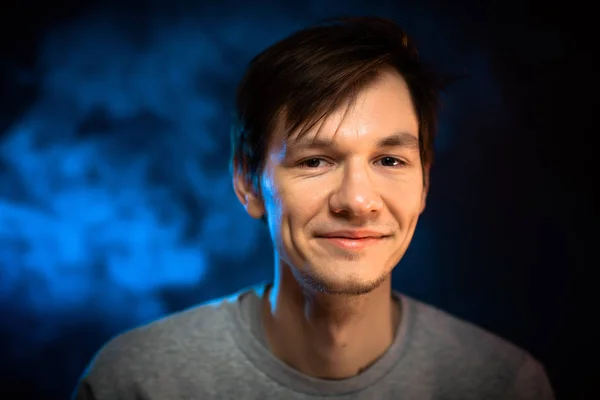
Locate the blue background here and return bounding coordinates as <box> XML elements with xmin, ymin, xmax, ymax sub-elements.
<box><xmin>0</xmin><ymin>0</ymin><xmax>594</xmax><ymax>399</ymax></box>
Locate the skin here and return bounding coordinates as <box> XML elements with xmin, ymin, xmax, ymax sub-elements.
<box><xmin>234</xmin><ymin>68</ymin><xmax>429</xmax><ymax>379</ymax></box>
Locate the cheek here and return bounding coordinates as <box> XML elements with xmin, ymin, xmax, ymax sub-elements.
<box><xmin>262</xmin><ymin>184</ymin><xmax>313</xmax><ymax>238</ymax></box>
<box><xmin>274</xmin><ymin>178</ymin><xmax>326</xmax><ymax>218</ymax></box>
<box><xmin>386</xmin><ymin>181</ymin><xmax>425</xmax><ymax>215</ymax></box>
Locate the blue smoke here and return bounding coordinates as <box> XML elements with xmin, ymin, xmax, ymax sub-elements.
<box><xmin>2</xmin><ymin>20</ymin><xmax>252</xmax><ymax>313</ymax></box>
<box><xmin>0</xmin><ymin>3</ymin><xmax>505</xmax><ymax>397</ymax></box>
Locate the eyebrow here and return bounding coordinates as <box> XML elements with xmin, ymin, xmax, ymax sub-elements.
<box><xmin>286</xmin><ymin>131</ymin><xmax>420</xmax><ymax>152</ymax></box>
<box><xmin>375</xmin><ymin>132</ymin><xmax>420</xmax><ymax>149</ymax></box>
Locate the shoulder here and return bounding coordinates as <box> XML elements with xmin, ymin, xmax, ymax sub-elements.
<box><xmin>402</xmin><ymin>294</ymin><xmax>538</xmax><ymax>375</ymax></box>
<box><xmin>104</xmin><ymin>295</ymin><xmax>234</xmax><ymax>357</ymax></box>
<box><xmin>398</xmin><ymin>294</ymin><xmax>554</xmax><ymax>398</ymax></box>
<box><xmin>77</xmin><ymin>294</ymin><xmax>241</xmax><ymax>397</ymax></box>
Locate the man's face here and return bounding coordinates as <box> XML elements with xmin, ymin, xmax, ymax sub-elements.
<box><xmin>238</xmin><ymin>70</ymin><xmax>427</xmax><ymax>295</ymax></box>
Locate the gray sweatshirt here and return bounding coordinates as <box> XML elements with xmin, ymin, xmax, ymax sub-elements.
<box><xmin>73</xmin><ymin>286</ymin><xmax>554</xmax><ymax>399</ymax></box>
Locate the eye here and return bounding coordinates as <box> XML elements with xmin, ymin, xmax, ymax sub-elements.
<box><xmin>298</xmin><ymin>158</ymin><xmax>329</xmax><ymax>168</ymax></box>
<box><xmin>376</xmin><ymin>156</ymin><xmax>406</xmax><ymax>167</ymax></box>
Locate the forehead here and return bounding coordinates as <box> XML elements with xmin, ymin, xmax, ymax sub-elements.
<box><xmin>271</xmin><ymin>69</ymin><xmax>419</xmax><ymax>151</ymax></box>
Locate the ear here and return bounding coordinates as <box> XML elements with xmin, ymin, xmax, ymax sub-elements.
<box><xmin>232</xmin><ymin>162</ymin><xmax>266</xmax><ymax>220</ymax></box>
<box><xmin>420</xmin><ymin>163</ymin><xmax>431</xmax><ymax>214</ymax></box>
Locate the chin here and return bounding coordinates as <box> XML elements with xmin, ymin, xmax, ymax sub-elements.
<box><xmin>295</xmin><ymin>267</ymin><xmax>389</xmax><ymax>296</ymax></box>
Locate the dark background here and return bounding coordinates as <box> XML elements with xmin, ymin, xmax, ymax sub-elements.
<box><xmin>0</xmin><ymin>0</ymin><xmax>595</xmax><ymax>399</ymax></box>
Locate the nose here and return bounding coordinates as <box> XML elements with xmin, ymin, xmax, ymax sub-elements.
<box><xmin>328</xmin><ymin>162</ymin><xmax>383</xmax><ymax>218</ymax></box>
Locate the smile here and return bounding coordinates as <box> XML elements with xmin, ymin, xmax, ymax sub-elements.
<box><xmin>319</xmin><ymin>236</ymin><xmax>385</xmax><ymax>251</ymax></box>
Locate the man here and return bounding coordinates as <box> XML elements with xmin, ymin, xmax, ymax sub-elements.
<box><xmin>74</xmin><ymin>17</ymin><xmax>555</xmax><ymax>399</ymax></box>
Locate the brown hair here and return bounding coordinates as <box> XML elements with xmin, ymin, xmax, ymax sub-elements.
<box><xmin>231</xmin><ymin>16</ymin><xmax>450</xmax><ymax>201</ymax></box>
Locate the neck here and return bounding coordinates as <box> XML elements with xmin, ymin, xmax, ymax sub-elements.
<box><xmin>262</xmin><ymin>266</ymin><xmax>400</xmax><ymax>380</ymax></box>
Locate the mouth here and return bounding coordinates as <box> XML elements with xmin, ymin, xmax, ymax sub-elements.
<box><xmin>317</xmin><ymin>236</ymin><xmax>387</xmax><ymax>251</ymax></box>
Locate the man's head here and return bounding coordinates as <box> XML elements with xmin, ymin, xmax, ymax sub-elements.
<box><xmin>231</xmin><ymin>17</ymin><xmax>447</xmax><ymax>295</ymax></box>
